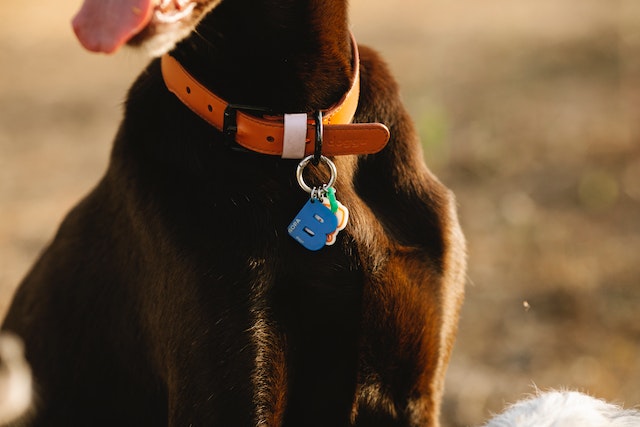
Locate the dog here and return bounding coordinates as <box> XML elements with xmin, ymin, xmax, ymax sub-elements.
<box><xmin>482</xmin><ymin>391</ymin><xmax>640</xmax><ymax>427</ymax></box>
<box><xmin>2</xmin><ymin>0</ymin><xmax>466</xmax><ymax>425</ymax></box>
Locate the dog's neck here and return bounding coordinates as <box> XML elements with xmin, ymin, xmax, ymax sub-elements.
<box><xmin>171</xmin><ymin>0</ymin><xmax>352</xmax><ymax>114</ymax></box>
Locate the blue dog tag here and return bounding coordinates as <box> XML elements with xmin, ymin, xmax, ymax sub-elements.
<box><xmin>288</xmin><ymin>198</ymin><xmax>338</xmax><ymax>251</ymax></box>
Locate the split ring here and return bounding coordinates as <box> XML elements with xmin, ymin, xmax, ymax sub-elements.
<box><xmin>295</xmin><ymin>155</ymin><xmax>337</xmax><ymax>194</ymax></box>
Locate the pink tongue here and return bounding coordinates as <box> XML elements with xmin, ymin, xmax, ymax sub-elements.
<box><xmin>72</xmin><ymin>0</ymin><xmax>154</xmax><ymax>54</ymax></box>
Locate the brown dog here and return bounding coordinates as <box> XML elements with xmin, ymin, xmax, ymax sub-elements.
<box><xmin>2</xmin><ymin>0</ymin><xmax>466</xmax><ymax>425</ymax></box>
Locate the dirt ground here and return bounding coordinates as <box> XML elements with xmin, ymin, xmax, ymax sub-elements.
<box><xmin>1</xmin><ymin>0</ymin><xmax>639</xmax><ymax>425</ymax></box>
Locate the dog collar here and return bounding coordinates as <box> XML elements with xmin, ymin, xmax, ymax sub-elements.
<box><xmin>160</xmin><ymin>35</ymin><xmax>390</xmax><ymax>158</ymax></box>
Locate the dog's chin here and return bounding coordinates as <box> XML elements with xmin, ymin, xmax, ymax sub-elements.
<box><xmin>129</xmin><ymin>0</ymin><xmax>222</xmax><ymax>57</ymax></box>
<box><xmin>129</xmin><ymin>22</ymin><xmax>195</xmax><ymax>57</ymax></box>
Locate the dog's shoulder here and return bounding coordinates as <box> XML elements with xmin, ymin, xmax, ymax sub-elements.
<box><xmin>356</xmin><ymin>44</ymin><xmax>404</xmax><ymax>121</ymax></box>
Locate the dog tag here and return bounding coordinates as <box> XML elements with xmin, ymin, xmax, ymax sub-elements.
<box><xmin>322</xmin><ymin>188</ymin><xmax>349</xmax><ymax>246</ymax></box>
<box><xmin>288</xmin><ymin>198</ymin><xmax>338</xmax><ymax>251</ymax></box>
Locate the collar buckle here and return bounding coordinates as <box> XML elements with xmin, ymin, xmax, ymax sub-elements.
<box><xmin>223</xmin><ymin>104</ymin><xmax>273</xmax><ymax>153</ymax></box>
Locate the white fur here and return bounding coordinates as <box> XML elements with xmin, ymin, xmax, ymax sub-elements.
<box><xmin>139</xmin><ymin>0</ymin><xmax>223</xmax><ymax>57</ymax></box>
<box><xmin>483</xmin><ymin>391</ymin><xmax>640</xmax><ymax>427</ymax></box>
<box><xmin>0</xmin><ymin>333</ymin><xmax>32</xmax><ymax>424</ymax></box>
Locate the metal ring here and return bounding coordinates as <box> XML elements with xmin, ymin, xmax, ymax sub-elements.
<box><xmin>296</xmin><ymin>155</ymin><xmax>337</xmax><ymax>194</ymax></box>
<box><xmin>312</xmin><ymin>110</ymin><xmax>323</xmax><ymax>166</ymax></box>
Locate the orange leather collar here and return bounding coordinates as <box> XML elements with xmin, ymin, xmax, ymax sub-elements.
<box><xmin>160</xmin><ymin>35</ymin><xmax>390</xmax><ymax>157</ymax></box>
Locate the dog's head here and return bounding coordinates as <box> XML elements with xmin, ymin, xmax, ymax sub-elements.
<box><xmin>72</xmin><ymin>0</ymin><xmax>221</xmax><ymax>56</ymax></box>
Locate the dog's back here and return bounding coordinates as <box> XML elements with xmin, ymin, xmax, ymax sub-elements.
<box><xmin>3</xmin><ymin>1</ymin><xmax>466</xmax><ymax>426</ymax></box>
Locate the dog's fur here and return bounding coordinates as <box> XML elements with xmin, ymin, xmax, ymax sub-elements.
<box><xmin>483</xmin><ymin>391</ymin><xmax>640</xmax><ymax>427</ymax></box>
<box><xmin>2</xmin><ymin>0</ymin><xmax>466</xmax><ymax>425</ymax></box>
<box><xmin>0</xmin><ymin>333</ymin><xmax>31</xmax><ymax>425</ymax></box>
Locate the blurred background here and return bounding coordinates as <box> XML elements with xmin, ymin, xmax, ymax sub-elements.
<box><xmin>1</xmin><ymin>0</ymin><xmax>639</xmax><ymax>425</ymax></box>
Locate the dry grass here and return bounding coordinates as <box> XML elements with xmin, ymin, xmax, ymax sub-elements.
<box><xmin>1</xmin><ymin>1</ymin><xmax>639</xmax><ymax>426</ymax></box>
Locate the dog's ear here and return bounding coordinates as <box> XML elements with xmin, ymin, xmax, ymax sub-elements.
<box><xmin>72</xmin><ymin>0</ymin><xmax>222</xmax><ymax>56</ymax></box>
